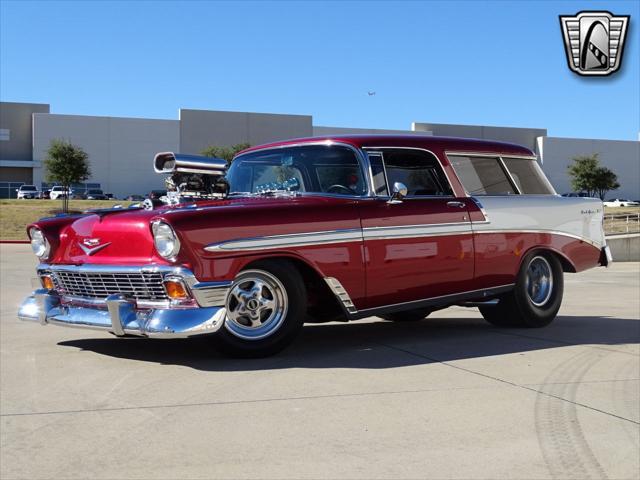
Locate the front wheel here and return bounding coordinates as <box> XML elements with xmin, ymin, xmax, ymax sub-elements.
<box><xmin>213</xmin><ymin>261</ymin><xmax>307</xmax><ymax>357</ymax></box>
<box><xmin>480</xmin><ymin>252</ymin><xmax>563</xmax><ymax>328</ymax></box>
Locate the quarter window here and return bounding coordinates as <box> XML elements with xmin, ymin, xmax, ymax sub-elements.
<box><xmin>380</xmin><ymin>149</ymin><xmax>453</xmax><ymax>197</ymax></box>
<box><xmin>502</xmin><ymin>157</ymin><xmax>555</xmax><ymax>194</ymax></box>
<box><xmin>449</xmin><ymin>155</ymin><xmax>516</xmax><ymax>195</ymax></box>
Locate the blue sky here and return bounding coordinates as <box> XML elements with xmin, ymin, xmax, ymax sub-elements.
<box><xmin>1</xmin><ymin>0</ymin><xmax>638</xmax><ymax>140</ymax></box>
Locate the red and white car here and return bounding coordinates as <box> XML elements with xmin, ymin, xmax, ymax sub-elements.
<box><xmin>19</xmin><ymin>136</ymin><xmax>611</xmax><ymax>357</ymax></box>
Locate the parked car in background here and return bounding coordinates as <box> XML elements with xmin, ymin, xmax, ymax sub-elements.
<box><xmin>125</xmin><ymin>194</ymin><xmax>145</xmax><ymax>201</ymax></box>
<box><xmin>19</xmin><ymin>135</ymin><xmax>610</xmax><ymax>357</ymax></box>
<box><xmin>37</xmin><ymin>189</ymin><xmax>51</xmax><ymax>200</ymax></box>
<box><xmin>49</xmin><ymin>186</ymin><xmax>73</xmax><ymax>200</ymax></box>
<box><xmin>603</xmin><ymin>198</ymin><xmax>640</xmax><ymax>207</ymax></box>
<box><xmin>85</xmin><ymin>189</ymin><xmax>108</xmax><ymax>200</ymax></box>
<box><xmin>15</xmin><ymin>185</ymin><xmax>39</xmax><ymax>199</ymax></box>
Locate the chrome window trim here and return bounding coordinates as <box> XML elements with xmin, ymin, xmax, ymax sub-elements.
<box><xmin>497</xmin><ymin>156</ymin><xmax>522</xmax><ymax>194</ymax></box>
<box><xmin>231</xmin><ymin>141</ymin><xmax>374</xmax><ymax>198</ymax></box>
<box><xmin>445</xmin><ymin>151</ymin><xmax>538</xmax><ymax>161</ymax></box>
<box><xmin>362</xmin><ymin>146</ymin><xmax>457</xmax><ymax>199</ymax></box>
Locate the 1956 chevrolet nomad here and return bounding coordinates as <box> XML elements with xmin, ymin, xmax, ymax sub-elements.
<box><xmin>19</xmin><ymin>135</ymin><xmax>611</xmax><ymax>357</ymax></box>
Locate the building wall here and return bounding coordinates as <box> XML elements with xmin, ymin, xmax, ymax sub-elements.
<box><xmin>180</xmin><ymin>109</ymin><xmax>313</xmax><ymax>154</ymax></box>
<box><xmin>540</xmin><ymin>137</ymin><xmax>640</xmax><ymax>199</ymax></box>
<box><xmin>32</xmin><ymin>114</ymin><xmax>179</xmax><ymax>198</ymax></box>
<box><xmin>0</xmin><ymin>167</ymin><xmax>33</xmax><ymax>183</ymax></box>
<box><xmin>412</xmin><ymin>122</ymin><xmax>547</xmax><ymax>153</ymax></box>
<box><xmin>0</xmin><ymin>102</ymin><xmax>50</xmax><ymax>161</ymax></box>
<box><xmin>313</xmin><ymin>126</ymin><xmax>431</xmax><ymax>136</ymax></box>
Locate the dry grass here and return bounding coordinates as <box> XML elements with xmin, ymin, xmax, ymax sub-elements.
<box><xmin>603</xmin><ymin>206</ymin><xmax>640</xmax><ymax>235</ymax></box>
<box><xmin>0</xmin><ymin>199</ymin><xmax>134</xmax><ymax>241</ymax></box>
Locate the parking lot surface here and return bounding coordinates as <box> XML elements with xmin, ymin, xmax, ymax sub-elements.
<box><xmin>1</xmin><ymin>244</ymin><xmax>639</xmax><ymax>479</ymax></box>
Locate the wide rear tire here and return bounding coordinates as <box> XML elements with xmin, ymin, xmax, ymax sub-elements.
<box><xmin>214</xmin><ymin>260</ymin><xmax>307</xmax><ymax>358</ymax></box>
<box><xmin>480</xmin><ymin>252</ymin><xmax>563</xmax><ymax>328</ymax></box>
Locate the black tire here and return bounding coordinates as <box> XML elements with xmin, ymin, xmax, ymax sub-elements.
<box><xmin>380</xmin><ymin>308</ymin><xmax>432</xmax><ymax>322</ymax></box>
<box><xmin>480</xmin><ymin>251</ymin><xmax>564</xmax><ymax>328</ymax></box>
<box><xmin>214</xmin><ymin>260</ymin><xmax>307</xmax><ymax>358</ymax></box>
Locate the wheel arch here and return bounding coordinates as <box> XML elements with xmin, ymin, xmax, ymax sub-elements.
<box><xmin>518</xmin><ymin>245</ymin><xmax>577</xmax><ymax>273</ymax></box>
<box><xmin>240</xmin><ymin>254</ymin><xmax>346</xmax><ymax>321</ymax></box>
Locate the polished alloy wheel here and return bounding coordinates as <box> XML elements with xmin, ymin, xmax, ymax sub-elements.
<box><xmin>525</xmin><ymin>256</ymin><xmax>553</xmax><ymax>307</ymax></box>
<box><xmin>224</xmin><ymin>270</ymin><xmax>288</xmax><ymax>340</ymax></box>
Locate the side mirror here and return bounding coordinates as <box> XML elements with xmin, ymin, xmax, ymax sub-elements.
<box><xmin>388</xmin><ymin>182</ymin><xmax>408</xmax><ymax>204</ymax></box>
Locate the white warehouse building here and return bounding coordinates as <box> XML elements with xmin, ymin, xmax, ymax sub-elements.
<box><xmin>0</xmin><ymin>101</ymin><xmax>638</xmax><ymax>200</ymax></box>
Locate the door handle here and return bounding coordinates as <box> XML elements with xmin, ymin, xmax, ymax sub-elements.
<box><xmin>447</xmin><ymin>201</ymin><xmax>466</xmax><ymax>209</ymax></box>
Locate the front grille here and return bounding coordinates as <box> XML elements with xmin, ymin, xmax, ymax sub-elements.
<box><xmin>50</xmin><ymin>270</ymin><xmax>168</xmax><ymax>302</ymax></box>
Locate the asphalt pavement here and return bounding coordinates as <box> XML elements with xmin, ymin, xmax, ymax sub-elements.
<box><xmin>1</xmin><ymin>244</ymin><xmax>638</xmax><ymax>479</ymax></box>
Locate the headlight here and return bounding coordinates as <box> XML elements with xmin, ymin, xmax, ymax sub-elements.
<box><xmin>152</xmin><ymin>221</ymin><xmax>180</xmax><ymax>260</ymax></box>
<box><xmin>29</xmin><ymin>227</ymin><xmax>50</xmax><ymax>259</ymax></box>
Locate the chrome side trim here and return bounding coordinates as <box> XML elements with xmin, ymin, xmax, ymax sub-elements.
<box><xmin>205</xmin><ymin>228</ymin><xmax>363</xmax><ymax>252</ymax></box>
<box><xmin>363</xmin><ymin>222</ymin><xmax>472</xmax><ymax>240</ymax></box>
<box><xmin>190</xmin><ymin>281</ymin><xmax>232</xmax><ymax>307</ymax></box>
<box><xmin>324</xmin><ymin>277</ymin><xmax>357</xmax><ymax>314</ymax></box>
<box><xmin>471</xmin><ymin>228</ymin><xmax>603</xmax><ymax>248</ymax></box>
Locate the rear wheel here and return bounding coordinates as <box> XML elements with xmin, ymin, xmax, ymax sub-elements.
<box><xmin>380</xmin><ymin>308</ymin><xmax>432</xmax><ymax>322</ymax></box>
<box><xmin>480</xmin><ymin>252</ymin><xmax>563</xmax><ymax>328</ymax></box>
<box><xmin>214</xmin><ymin>261</ymin><xmax>307</xmax><ymax>357</ymax></box>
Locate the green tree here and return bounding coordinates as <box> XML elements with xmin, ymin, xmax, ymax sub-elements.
<box><xmin>44</xmin><ymin>139</ymin><xmax>91</xmax><ymax>212</ymax></box>
<box><xmin>567</xmin><ymin>153</ymin><xmax>619</xmax><ymax>200</ymax></box>
<box><xmin>201</xmin><ymin>143</ymin><xmax>251</xmax><ymax>164</ymax></box>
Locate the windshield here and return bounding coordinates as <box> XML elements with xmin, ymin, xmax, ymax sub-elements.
<box><xmin>21</xmin><ymin>186</ymin><xmax>37</xmax><ymax>191</ymax></box>
<box><xmin>88</xmin><ymin>189</ymin><xmax>103</xmax><ymax>194</ymax></box>
<box><xmin>226</xmin><ymin>145</ymin><xmax>367</xmax><ymax>196</ymax></box>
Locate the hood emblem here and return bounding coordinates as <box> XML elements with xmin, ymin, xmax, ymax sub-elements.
<box><xmin>78</xmin><ymin>238</ymin><xmax>111</xmax><ymax>256</ymax></box>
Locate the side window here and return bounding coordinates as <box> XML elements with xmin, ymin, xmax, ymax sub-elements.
<box><xmin>448</xmin><ymin>155</ymin><xmax>516</xmax><ymax>195</ymax></box>
<box><xmin>502</xmin><ymin>157</ymin><xmax>555</xmax><ymax>194</ymax></box>
<box><xmin>381</xmin><ymin>149</ymin><xmax>453</xmax><ymax>197</ymax></box>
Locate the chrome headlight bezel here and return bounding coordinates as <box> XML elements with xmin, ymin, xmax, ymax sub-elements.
<box><xmin>29</xmin><ymin>227</ymin><xmax>51</xmax><ymax>259</ymax></box>
<box><xmin>152</xmin><ymin>221</ymin><xmax>181</xmax><ymax>261</ymax></box>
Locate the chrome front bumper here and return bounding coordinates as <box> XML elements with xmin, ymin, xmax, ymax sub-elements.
<box><xmin>18</xmin><ymin>290</ymin><xmax>227</xmax><ymax>338</ymax></box>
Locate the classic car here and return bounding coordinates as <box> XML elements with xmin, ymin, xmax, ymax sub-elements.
<box><xmin>603</xmin><ymin>198</ymin><xmax>640</xmax><ymax>207</ymax></box>
<box><xmin>18</xmin><ymin>135</ymin><xmax>611</xmax><ymax>357</ymax></box>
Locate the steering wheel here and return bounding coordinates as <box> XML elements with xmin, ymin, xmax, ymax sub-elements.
<box><xmin>326</xmin><ymin>184</ymin><xmax>354</xmax><ymax>195</ymax></box>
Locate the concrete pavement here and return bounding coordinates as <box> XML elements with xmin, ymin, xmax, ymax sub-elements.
<box><xmin>1</xmin><ymin>244</ymin><xmax>638</xmax><ymax>479</ymax></box>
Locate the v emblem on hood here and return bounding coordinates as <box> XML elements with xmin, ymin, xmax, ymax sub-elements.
<box><xmin>78</xmin><ymin>239</ymin><xmax>111</xmax><ymax>256</ymax></box>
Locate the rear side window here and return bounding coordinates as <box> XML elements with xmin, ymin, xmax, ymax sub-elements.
<box><xmin>448</xmin><ymin>155</ymin><xmax>516</xmax><ymax>196</ymax></box>
<box><xmin>381</xmin><ymin>149</ymin><xmax>453</xmax><ymax>197</ymax></box>
<box><xmin>502</xmin><ymin>158</ymin><xmax>555</xmax><ymax>194</ymax></box>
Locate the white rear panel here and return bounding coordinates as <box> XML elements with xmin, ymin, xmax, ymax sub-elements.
<box><xmin>472</xmin><ymin>196</ymin><xmax>605</xmax><ymax>247</ymax></box>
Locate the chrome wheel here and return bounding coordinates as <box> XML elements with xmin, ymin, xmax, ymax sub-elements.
<box><xmin>525</xmin><ymin>256</ymin><xmax>553</xmax><ymax>307</ymax></box>
<box><xmin>224</xmin><ymin>270</ymin><xmax>288</xmax><ymax>340</ymax></box>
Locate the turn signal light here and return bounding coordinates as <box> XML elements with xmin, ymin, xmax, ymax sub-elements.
<box><xmin>40</xmin><ymin>275</ymin><xmax>55</xmax><ymax>290</ymax></box>
<box><xmin>164</xmin><ymin>279</ymin><xmax>189</xmax><ymax>300</ymax></box>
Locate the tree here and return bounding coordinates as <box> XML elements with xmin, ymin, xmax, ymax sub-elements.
<box><xmin>44</xmin><ymin>139</ymin><xmax>91</xmax><ymax>212</ymax></box>
<box><xmin>567</xmin><ymin>153</ymin><xmax>619</xmax><ymax>200</ymax></box>
<box><xmin>201</xmin><ymin>143</ymin><xmax>251</xmax><ymax>164</ymax></box>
